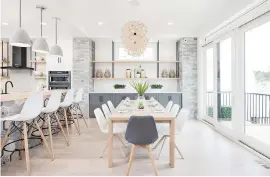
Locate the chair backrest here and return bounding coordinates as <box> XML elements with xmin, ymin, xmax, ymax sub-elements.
<box><xmin>107</xmin><ymin>100</ymin><xmax>115</xmax><ymax>112</ymax></box>
<box><xmin>45</xmin><ymin>90</ymin><xmax>62</xmax><ymax>112</ymax></box>
<box><xmin>20</xmin><ymin>92</ymin><xmax>43</xmax><ymax>120</ymax></box>
<box><xmin>165</xmin><ymin>101</ymin><xmax>173</xmax><ymax>112</ymax></box>
<box><xmin>125</xmin><ymin>115</ymin><xmax>158</xmax><ymax>145</ymax></box>
<box><xmin>170</xmin><ymin>104</ymin><xmax>180</xmax><ymax>117</ymax></box>
<box><xmin>102</xmin><ymin>104</ymin><xmax>111</xmax><ymax>119</ymax></box>
<box><xmin>94</xmin><ymin>108</ymin><xmax>108</xmax><ymax>133</ymax></box>
<box><xmin>62</xmin><ymin>89</ymin><xmax>74</xmax><ymax>106</ymax></box>
<box><xmin>176</xmin><ymin>108</ymin><xmax>189</xmax><ymax>133</ymax></box>
<box><xmin>74</xmin><ymin>88</ymin><xmax>84</xmax><ymax>103</ymax></box>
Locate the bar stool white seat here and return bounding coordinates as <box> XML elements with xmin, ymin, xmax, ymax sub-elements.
<box><xmin>73</xmin><ymin>88</ymin><xmax>88</xmax><ymax>132</ymax></box>
<box><xmin>59</xmin><ymin>89</ymin><xmax>80</xmax><ymax>141</ymax></box>
<box><xmin>41</xmin><ymin>90</ymin><xmax>70</xmax><ymax>158</ymax></box>
<box><xmin>0</xmin><ymin>92</ymin><xmax>53</xmax><ymax>175</ymax></box>
<box><xmin>107</xmin><ymin>100</ymin><xmax>116</xmax><ymax>113</ymax></box>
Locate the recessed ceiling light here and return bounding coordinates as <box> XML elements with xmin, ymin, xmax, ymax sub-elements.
<box><xmin>2</xmin><ymin>22</ymin><xmax>8</xmax><ymax>26</ymax></box>
<box><xmin>41</xmin><ymin>22</ymin><xmax>46</xmax><ymax>26</ymax></box>
<box><xmin>168</xmin><ymin>22</ymin><xmax>173</xmax><ymax>26</ymax></box>
<box><xmin>98</xmin><ymin>21</ymin><xmax>104</xmax><ymax>26</ymax></box>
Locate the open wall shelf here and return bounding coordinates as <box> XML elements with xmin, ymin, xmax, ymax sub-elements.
<box><xmin>92</xmin><ymin>60</ymin><xmax>180</xmax><ymax>63</ymax></box>
<box><xmin>93</xmin><ymin>77</ymin><xmax>180</xmax><ymax>80</ymax></box>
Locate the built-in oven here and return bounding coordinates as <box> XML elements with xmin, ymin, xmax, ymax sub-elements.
<box><xmin>48</xmin><ymin>71</ymin><xmax>71</xmax><ymax>90</ymax></box>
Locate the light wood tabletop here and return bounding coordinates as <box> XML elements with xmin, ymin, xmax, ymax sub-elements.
<box><xmin>108</xmin><ymin>99</ymin><xmax>175</xmax><ymax>168</ymax></box>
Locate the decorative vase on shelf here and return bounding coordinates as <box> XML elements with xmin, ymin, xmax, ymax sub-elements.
<box><xmin>104</xmin><ymin>69</ymin><xmax>111</xmax><ymax>78</ymax></box>
<box><xmin>161</xmin><ymin>69</ymin><xmax>168</xmax><ymax>78</ymax></box>
<box><xmin>96</xmin><ymin>69</ymin><xmax>103</xmax><ymax>78</ymax></box>
<box><xmin>169</xmin><ymin>70</ymin><xmax>176</xmax><ymax>78</ymax></box>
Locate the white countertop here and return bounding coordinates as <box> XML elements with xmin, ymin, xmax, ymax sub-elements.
<box><xmin>0</xmin><ymin>90</ymin><xmax>67</xmax><ymax>102</ymax></box>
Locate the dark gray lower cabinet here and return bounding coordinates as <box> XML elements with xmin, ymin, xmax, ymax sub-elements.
<box><xmin>89</xmin><ymin>92</ymin><xmax>182</xmax><ymax>118</ymax></box>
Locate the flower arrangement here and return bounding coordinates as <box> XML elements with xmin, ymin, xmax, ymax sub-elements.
<box><xmin>130</xmin><ymin>80</ymin><xmax>150</xmax><ymax>96</ymax></box>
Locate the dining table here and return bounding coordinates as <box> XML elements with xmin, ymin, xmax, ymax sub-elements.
<box><xmin>108</xmin><ymin>99</ymin><xmax>175</xmax><ymax>168</ymax></box>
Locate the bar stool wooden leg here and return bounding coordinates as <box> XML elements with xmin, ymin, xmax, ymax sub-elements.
<box><xmin>79</xmin><ymin>106</ymin><xmax>88</xmax><ymax>128</ymax></box>
<box><xmin>75</xmin><ymin>108</ymin><xmax>81</xmax><ymax>134</ymax></box>
<box><xmin>69</xmin><ymin>107</ymin><xmax>80</xmax><ymax>135</ymax></box>
<box><xmin>63</xmin><ymin>108</ymin><xmax>70</xmax><ymax>141</ymax></box>
<box><xmin>47</xmin><ymin>114</ymin><xmax>55</xmax><ymax>160</ymax></box>
<box><xmin>1</xmin><ymin>122</ymin><xmax>12</xmax><ymax>152</ymax></box>
<box><xmin>34</xmin><ymin>120</ymin><xmax>53</xmax><ymax>160</ymax></box>
<box><xmin>23</xmin><ymin>122</ymin><xmax>30</xmax><ymax>176</ymax></box>
<box><xmin>54</xmin><ymin>113</ymin><xmax>69</xmax><ymax>146</ymax></box>
<box><xmin>126</xmin><ymin>144</ymin><xmax>136</xmax><ymax>176</ymax></box>
<box><xmin>146</xmin><ymin>145</ymin><xmax>158</xmax><ymax>176</ymax></box>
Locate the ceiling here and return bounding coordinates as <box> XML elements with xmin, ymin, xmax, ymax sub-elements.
<box><xmin>1</xmin><ymin>0</ymin><xmax>256</xmax><ymax>40</ymax></box>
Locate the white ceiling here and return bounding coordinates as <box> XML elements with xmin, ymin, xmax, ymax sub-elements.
<box><xmin>1</xmin><ymin>0</ymin><xmax>256</xmax><ymax>40</ymax></box>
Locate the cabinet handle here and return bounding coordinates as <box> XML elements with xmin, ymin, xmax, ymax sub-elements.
<box><xmin>99</xmin><ymin>96</ymin><xmax>103</xmax><ymax>102</ymax></box>
<box><xmin>168</xmin><ymin>96</ymin><xmax>172</xmax><ymax>101</ymax></box>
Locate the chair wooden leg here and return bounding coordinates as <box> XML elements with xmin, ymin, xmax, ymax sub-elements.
<box><xmin>1</xmin><ymin>122</ymin><xmax>12</xmax><ymax>152</ymax></box>
<box><xmin>63</xmin><ymin>108</ymin><xmax>70</xmax><ymax>141</ymax></box>
<box><xmin>47</xmin><ymin>114</ymin><xmax>55</xmax><ymax>160</ymax></box>
<box><xmin>54</xmin><ymin>112</ymin><xmax>69</xmax><ymax>146</ymax></box>
<box><xmin>23</xmin><ymin>122</ymin><xmax>30</xmax><ymax>176</ymax></box>
<box><xmin>34</xmin><ymin>120</ymin><xmax>53</xmax><ymax>160</ymax></box>
<box><xmin>69</xmin><ymin>107</ymin><xmax>80</xmax><ymax>135</ymax></box>
<box><xmin>146</xmin><ymin>145</ymin><xmax>158</xmax><ymax>176</ymax></box>
<box><xmin>126</xmin><ymin>144</ymin><xmax>136</xmax><ymax>176</ymax></box>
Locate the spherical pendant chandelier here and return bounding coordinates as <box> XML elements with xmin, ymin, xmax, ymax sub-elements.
<box><xmin>121</xmin><ymin>21</ymin><xmax>148</xmax><ymax>56</ymax></box>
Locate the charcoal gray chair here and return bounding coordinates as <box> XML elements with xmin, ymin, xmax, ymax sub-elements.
<box><xmin>125</xmin><ymin>115</ymin><xmax>158</xmax><ymax>176</ymax></box>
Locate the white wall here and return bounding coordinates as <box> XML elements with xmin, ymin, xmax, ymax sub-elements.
<box><xmin>93</xmin><ymin>38</ymin><xmax>179</xmax><ymax>92</ymax></box>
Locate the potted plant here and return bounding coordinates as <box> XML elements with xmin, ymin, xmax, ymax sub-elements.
<box><xmin>151</xmin><ymin>84</ymin><xmax>163</xmax><ymax>92</ymax></box>
<box><xmin>113</xmin><ymin>84</ymin><xmax>126</xmax><ymax>89</ymax></box>
<box><xmin>137</xmin><ymin>101</ymin><xmax>144</xmax><ymax>110</ymax></box>
<box><xmin>130</xmin><ymin>80</ymin><xmax>150</xmax><ymax>101</ymax></box>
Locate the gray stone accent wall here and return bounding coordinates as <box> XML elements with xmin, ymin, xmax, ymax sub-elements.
<box><xmin>73</xmin><ymin>38</ymin><xmax>94</xmax><ymax>118</ymax></box>
<box><xmin>178</xmin><ymin>38</ymin><xmax>198</xmax><ymax>119</ymax></box>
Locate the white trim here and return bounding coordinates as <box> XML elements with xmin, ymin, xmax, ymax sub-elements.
<box><xmin>201</xmin><ymin>0</ymin><xmax>270</xmax><ymax>46</ymax></box>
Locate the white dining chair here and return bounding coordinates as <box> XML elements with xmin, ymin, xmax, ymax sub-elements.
<box><xmin>165</xmin><ymin>101</ymin><xmax>173</xmax><ymax>112</ymax></box>
<box><xmin>73</xmin><ymin>88</ymin><xmax>88</xmax><ymax>131</ymax></box>
<box><xmin>0</xmin><ymin>92</ymin><xmax>53</xmax><ymax>175</ymax></box>
<box><xmin>153</xmin><ymin>108</ymin><xmax>189</xmax><ymax>160</ymax></box>
<box><xmin>107</xmin><ymin>100</ymin><xmax>116</xmax><ymax>113</ymax></box>
<box><xmin>170</xmin><ymin>104</ymin><xmax>180</xmax><ymax>117</ymax></box>
<box><xmin>94</xmin><ymin>108</ymin><xmax>126</xmax><ymax>158</ymax></box>
<box><xmin>59</xmin><ymin>89</ymin><xmax>80</xmax><ymax>140</ymax></box>
<box><xmin>101</xmin><ymin>104</ymin><xmax>127</xmax><ymax>147</ymax></box>
<box><xmin>41</xmin><ymin>90</ymin><xmax>70</xmax><ymax>158</ymax></box>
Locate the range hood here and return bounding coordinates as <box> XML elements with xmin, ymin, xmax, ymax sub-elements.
<box><xmin>12</xmin><ymin>46</ymin><xmax>27</xmax><ymax>68</ymax></box>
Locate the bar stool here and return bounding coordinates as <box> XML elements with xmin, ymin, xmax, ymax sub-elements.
<box><xmin>0</xmin><ymin>92</ymin><xmax>53</xmax><ymax>175</ymax></box>
<box><xmin>73</xmin><ymin>88</ymin><xmax>88</xmax><ymax>133</ymax></box>
<box><xmin>41</xmin><ymin>90</ymin><xmax>70</xmax><ymax>157</ymax></box>
<box><xmin>59</xmin><ymin>89</ymin><xmax>80</xmax><ymax>141</ymax></box>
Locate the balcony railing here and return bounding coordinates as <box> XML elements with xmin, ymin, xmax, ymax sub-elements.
<box><xmin>206</xmin><ymin>92</ymin><xmax>270</xmax><ymax>124</ymax></box>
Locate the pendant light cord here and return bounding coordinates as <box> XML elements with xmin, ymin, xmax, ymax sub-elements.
<box><xmin>40</xmin><ymin>7</ymin><xmax>43</xmax><ymax>37</ymax></box>
<box><xmin>55</xmin><ymin>19</ymin><xmax>57</xmax><ymax>44</ymax></box>
<box><xmin>19</xmin><ymin>0</ymin><xmax>21</xmax><ymax>27</ymax></box>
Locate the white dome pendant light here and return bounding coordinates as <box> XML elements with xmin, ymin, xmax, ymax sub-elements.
<box><xmin>50</xmin><ymin>17</ymin><xmax>63</xmax><ymax>57</ymax></box>
<box><xmin>10</xmin><ymin>0</ymin><xmax>31</xmax><ymax>47</ymax></box>
<box><xmin>32</xmin><ymin>6</ymin><xmax>49</xmax><ymax>54</ymax></box>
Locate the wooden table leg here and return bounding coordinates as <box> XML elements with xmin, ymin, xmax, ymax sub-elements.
<box><xmin>169</xmin><ymin>119</ymin><xmax>175</xmax><ymax>168</ymax></box>
<box><xmin>108</xmin><ymin>120</ymin><xmax>113</xmax><ymax>168</ymax></box>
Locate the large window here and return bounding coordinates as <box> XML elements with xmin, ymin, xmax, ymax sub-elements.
<box><xmin>206</xmin><ymin>48</ymin><xmax>214</xmax><ymax>118</ymax></box>
<box><xmin>245</xmin><ymin>20</ymin><xmax>270</xmax><ymax>146</ymax></box>
<box><xmin>218</xmin><ymin>38</ymin><xmax>232</xmax><ymax>128</ymax></box>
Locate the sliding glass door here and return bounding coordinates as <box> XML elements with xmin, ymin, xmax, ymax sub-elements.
<box><xmin>217</xmin><ymin>38</ymin><xmax>233</xmax><ymax>129</ymax></box>
<box><xmin>206</xmin><ymin>48</ymin><xmax>214</xmax><ymax>118</ymax></box>
<box><xmin>244</xmin><ymin>20</ymin><xmax>270</xmax><ymax>146</ymax></box>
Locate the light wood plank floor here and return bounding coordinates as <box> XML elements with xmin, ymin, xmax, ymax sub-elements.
<box><xmin>1</xmin><ymin>119</ymin><xmax>270</xmax><ymax>176</ymax></box>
